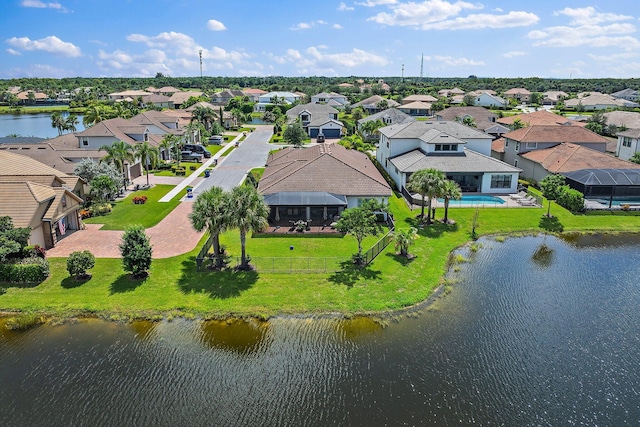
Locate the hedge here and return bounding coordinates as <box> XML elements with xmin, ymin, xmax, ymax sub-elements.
<box><xmin>0</xmin><ymin>257</ymin><xmax>50</xmax><ymax>283</ymax></box>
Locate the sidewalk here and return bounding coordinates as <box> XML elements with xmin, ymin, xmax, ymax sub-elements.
<box><xmin>158</xmin><ymin>133</ymin><xmax>243</xmax><ymax>203</ymax></box>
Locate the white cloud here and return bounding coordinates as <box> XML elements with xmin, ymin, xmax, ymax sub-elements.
<box><xmin>290</xmin><ymin>20</ymin><xmax>329</xmax><ymax>30</ymax></box>
<box><xmin>6</xmin><ymin>48</ymin><xmax>21</xmax><ymax>56</ymax></box>
<box><xmin>356</xmin><ymin>0</ymin><xmax>397</xmax><ymax>6</ymax></box>
<box><xmin>419</xmin><ymin>10</ymin><xmax>538</xmax><ymax>30</ymax></box>
<box><xmin>338</xmin><ymin>2</ymin><xmax>354</xmax><ymax>11</ymax></box>
<box><xmin>554</xmin><ymin>7</ymin><xmax>633</xmax><ymax>25</ymax></box>
<box><xmin>587</xmin><ymin>52</ymin><xmax>638</xmax><ymax>62</ymax></box>
<box><xmin>21</xmin><ymin>0</ymin><xmax>63</xmax><ymax>9</ymax></box>
<box><xmin>368</xmin><ymin>0</ymin><xmax>482</xmax><ymax>27</ymax></box>
<box><xmin>6</xmin><ymin>35</ymin><xmax>81</xmax><ymax>57</ymax></box>
<box><xmin>269</xmin><ymin>46</ymin><xmax>388</xmax><ymax>75</ymax></box>
<box><xmin>425</xmin><ymin>55</ymin><xmax>485</xmax><ymax>67</ymax></box>
<box><xmin>334</xmin><ymin>24</ymin><xmax>344</xmax><ymax>29</ymax></box>
<box><xmin>503</xmin><ymin>51</ymin><xmax>527</xmax><ymax>58</ymax></box>
<box><xmin>207</xmin><ymin>19</ymin><xmax>227</xmax><ymax>31</ymax></box>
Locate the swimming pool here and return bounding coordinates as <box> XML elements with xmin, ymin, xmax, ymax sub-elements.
<box><xmin>436</xmin><ymin>195</ymin><xmax>506</xmax><ymax>206</ymax></box>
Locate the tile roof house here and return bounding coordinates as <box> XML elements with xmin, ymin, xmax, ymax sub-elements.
<box><xmin>108</xmin><ymin>90</ymin><xmax>153</xmax><ymax>101</ymax></box>
<box><xmin>615</xmin><ymin>128</ymin><xmax>640</xmax><ymax>161</ymax></box>
<box><xmin>401</xmin><ymin>94</ymin><xmax>438</xmax><ymax>104</ymax></box>
<box><xmin>396</xmin><ymin>101</ymin><xmax>432</xmax><ymax>117</ymax></box>
<box><xmin>170</xmin><ymin>91</ymin><xmax>206</xmax><ymax>109</ymax></box>
<box><xmin>352</xmin><ymin>95</ymin><xmax>400</xmax><ymax>114</ymax></box>
<box><xmin>258</xmin><ymin>143</ymin><xmax>392</xmax><ymax>223</ymax></box>
<box><xmin>0</xmin><ymin>150</ymin><xmax>84</xmax><ymax>249</ymax></box>
<box><xmin>473</xmin><ymin>92</ymin><xmax>507</xmax><ymax>108</ymax></box>
<box><xmin>519</xmin><ymin>143</ymin><xmax>640</xmax><ymax>183</ymax></box>
<box><xmin>500</xmin><ymin>125</ymin><xmax>609</xmax><ymax>180</ymax></box>
<box><xmin>357</xmin><ymin>108</ymin><xmax>415</xmax><ymax>131</ymax></box>
<box><xmin>242</xmin><ymin>88</ymin><xmax>268</xmax><ymax>102</ymax></box>
<box><xmin>611</xmin><ymin>88</ymin><xmax>639</xmax><ymax>102</ymax></box>
<box><xmin>436</xmin><ymin>107</ymin><xmax>510</xmax><ymax>137</ymax></box>
<box><xmin>254</xmin><ymin>91</ymin><xmax>302</xmax><ymax>112</ymax></box>
<box><xmin>286</xmin><ymin>103</ymin><xmax>343</xmax><ymax>139</ymax></box>
<box><xmin>210</xmin><ymin>89</ymin><xmax>246</xmax><ymax>106</ymax></box>
<box><xmin>542</xmin><ymin>91</ymin><xmax>569</xmax><ymax>105</ymax></box>
<box><xmin>564</xmin><ymin>93</ymin><xmax>639</xmax><ymax>110</ymax></box>
<box><xmin>603</xmin><ymin>111</ymin><xmax>640</xmax><ymax>130</ymax></box>
<box><xmin>310</xmin><ymin>92</ymin><xmax>349</xmax><ymax>108</ymax></box>
<box><xmin>377</xmin><ymin>121</ymin><xmax>519</xmax><ymax>194</ymax></box>
<box><xmin>503</xmin><ymin>88</ymin><xmax>531</xmax><ymax>103</ymax></box>
<box><xmin>497</xmin><ymin>110</ymin><xmax>585</xmax><ymax>128</ymax></box>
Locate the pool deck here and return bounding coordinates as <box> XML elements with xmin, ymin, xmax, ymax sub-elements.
<box><xmin>411</xmin><ymin>196</ymin><xmax>537</xmax><ymax>209</ymax></box>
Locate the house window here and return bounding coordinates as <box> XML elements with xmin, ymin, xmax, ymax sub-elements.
<box><xmin>386</xmin><ymin>139</ymin><xmax>389</xmax><ymax>148</ymax></box>
<box><xmin>435</xmin><ymin>144</ymin><xmax>458</xmax><ymax>152</ymax></box>
<box><xmin>526</xmin><ymin>142</ymin><xmax>537</xmax><ymax>149</ymax></box>
<box><xmin>61</xmin><ymin>195</ymin><xmax>67</xmax><ymax>207</ymax></box>
<box><xmin>515</xmin><ymin>142</ymin><xmax>520</xmax><ymax>152</ymax></box>
<box><xmin>514</xmin><ymin>160</ymin><xmax>518</xmax><ymax>167</ymax></box>
<box><xmin>82</xmin><ymin>139</ymin><xmax>88</xmax><ymax>146</ymax></box>
<box><xmin>491</xmin><ymin>174</ymin><xmax>512</xmax><ymax>188</ymax></box>
<box><xmin>623</xmin><ymin>137</ymin><xmax>632</xmax><ymax>147</ymax></box>
<box><xmin>505</xmin><ymin>139</ymin><xmax>509</xmax><ymax>148</ymax></box>
<box><xmin>301</xmin><ymin>114</ymin><xmax>310</xmax><ymax>122</ymax></box>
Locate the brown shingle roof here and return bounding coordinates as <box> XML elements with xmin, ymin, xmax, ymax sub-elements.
<box><xmin>503</xmin><ymin>125</ymin><xmax>607</xmax><ymax>144</ymax></box>
<box><xmin>258</xmin><ymin>143</ymin><xmax>391</xmax><ymax>197</ymax></box>
<box><xmin>520</xmin><ymin>143</ymin><xmax>640</xmax><ymax>173</ymax></box>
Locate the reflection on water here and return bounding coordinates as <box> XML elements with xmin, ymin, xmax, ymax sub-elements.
<box><xmin>1</xmin><ymin>235</ymin><xmax>640</xmax><ymax>426</ymax></box>
<box><xmin>0</xmin><ymin>112</ymin><xmax>85</xmax><ymax>138</ymax></box>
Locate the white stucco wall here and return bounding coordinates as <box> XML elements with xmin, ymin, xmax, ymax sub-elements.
<box><xmin>616</xmin><ymin>136</ymin><xmax>640</xmax><ymax>161</ymax></box>
<box><xmin>480</xmin><ymin>172</ymin><xmax>520</xmax><ymax>194</ymax></box>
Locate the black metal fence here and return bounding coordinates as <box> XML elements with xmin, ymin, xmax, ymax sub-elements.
<box><xmin>231</xmin><ymin>256</ymin><xmax>344</xmax><ymax>273</ymax></box>
<box><xmin>362</xmin><ymin>214</ymin><xmax>396</xmax><ymax>265</ymax></box>
<box><xmin>195</xmin><ymin>231</ymin><xmax>212</xmax><ymax>271</ymax></box>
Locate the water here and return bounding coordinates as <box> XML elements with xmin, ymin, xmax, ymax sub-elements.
<box><xmin>2</xmin><ymin>234</ymin><xmax>640</xmax><ymax>425</ymax></box>
<box><xmin>0</xmin><ymin>112</ymin><xmax>85</xmax><ymax>138</ymax></box>
<box><xmin>437</xmin><ymin>194</ymin><xmax>506</xmax><ymax>205</ymax></box>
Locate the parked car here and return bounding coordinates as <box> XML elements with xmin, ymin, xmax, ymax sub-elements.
<box><xmin>184</xmin><ymin>144</ymin><xmax>211</xmax><ymax>158</ymax></box>
<box><xmin>208</xmin><ymin>135</ymin><xmax>223</xmax><ymax>145</ymax></box>
<box><xmin>316</xmin><ymin>134</ymin><xmax>325</xmax><ymax>143</ymax></box>
<box><xmin>181</xmin><ymin>151</ymin><xmax>204</xmax><ymax>162</ymax></box>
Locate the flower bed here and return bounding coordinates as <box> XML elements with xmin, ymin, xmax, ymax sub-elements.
<box><xmin>132</xmin><ymin>195</ymin><xmax>148</xmax><ymax>205</ymax></box>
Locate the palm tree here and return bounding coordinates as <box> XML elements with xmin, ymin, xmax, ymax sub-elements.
<box><xmin>65</xmin><ymin>114</ymin><xmax>79</xmax><ymax>133</ymax></box>
<box><xmin>441</xmin><ymin>180</ymin><xmax>462</xmax><ymax>224</ymax></box>
<box><xmin>408</xmin><ymin>168</ymin><xmax>446</xmax><ymax>224</ymax></box>
<box><xmin>228</xmin><ymin>185</ymin><xmax>269</xmax><ymax>269</ymax></box>
<box><xmin>83</xmin><ymin>104</ymin><xmax>107</xmax><ymax>127</ymax></box>
<box><xmin>191</xmin><ymin>105</ymin><xmax>216</xmax><ymax>131</ymax></box>
<box><xmin>189</xmin><ymin>186</ymin><xmax>230</xmax><ymax>269</ymax></box>
<box><xmin>159</xmin><ymin>135</ymin><xmax>175</xmax><ymax>161</ymax></box>
<box><xmin>51</xmin><ymin>111</ymin><xmax>65</xmax><ymax>136</ymax></box>
<box><xmin>133</xmin><ymin>141</ymin><xmax>160</xmax><ymax>187</ymax></box>
<box><xmin>99</xmin><ymin>140</ymin><xmax>134</xmax><ymax>191</ymax></box>
<box><xmin>393</xmin><ymin>227</ymin><xmax>418</xmax><ymax>257</ymax></box>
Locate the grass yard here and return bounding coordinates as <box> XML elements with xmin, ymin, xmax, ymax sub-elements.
<box><xmin>206</xmin><ymin>145</ymin><xmax>223</xmax><ymax>156</ymax></box>
<box><xmin>83</xmin><ymin>185</ymin><xmax>186</xmax><ymax>230</ymax></box>
<box><xmin>3</xmin><ymin>193</ymin><xmax>640</xmax><ymax>319</ymax></box>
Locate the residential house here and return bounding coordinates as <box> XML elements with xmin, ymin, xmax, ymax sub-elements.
<box><xmin>500</xmin><ymin>125</ymin><xmax>608</xmax><ymax>174</ymax></box>
<box><xmin>352</xmin><ymin>95</ymin><xmax>399</xmax><ymax>115</ymax></box>
<box><xmin>436</xmin><ymin>107</ymin><xmax>510</xmax><ymax>137</ymax></box>
<box><xmin>142</xmin><ymin>93</ymin><xmax>173</xmax><ymax>109</ymax></box>
<box><xmin>16</xmin><ymin>90</ymin><xmax>48</xmax><ymax>104</ymax></box>
<box><xmin>396</xmin><ymin>101</ymin><xmax>432</xmax><ymax>117</ymax></box>
<box><xmin>473</xmin><ymin>92</ymin><xmax>507</xmax><ymax>108</ymax></box>
<box><xmin>564</xmin><ymin>93</ymin><xmax>639</xmax><ymax>110</ymax></box>
<box><xmin>0</xmin><ymin>151</ymin><xmax>84</xmax><ymax>249</ymax></box>
<box><xmin>377</xmin><ymin>121</ymin><xmax>519</xmax><ymax>194</ymax></box>
<box><xmin>615</xmin><ymin>129</ymin><xmax>640</xmax><ymax>161</ymax></box>
<box><xmin>603</xmin><ymin>111</ymin><xmax>640</xmax><ymax>130</ymax></box>
<box><xmin>401</xmin><ymin>94</ymin><xmax>437</xmax><ymax>104</ymax></box>
<box><xmin>185</xmin><ymin>101</ymin><xmax>236</xmax><ymax>130</ymax></box>
<box><xmin>242</xmin><ymin>88</ymin><xmax>267</xmax><ymax>103</ymax></box>
<box><xmin>357</xmin><ymin>108</ymin><xmax>415</xmax><ymax>133</ymax></box>
<box><xmin>286</xmin><ymin>103</ymin><xmax>343</xmax><ymax>139</ymax></box>
<box><xmin>497</xmin><ymin>110</ymin><xmax>585</xmax><ymax>128</ymax></box>
<box><xmin>503</xmin><ymin>88</ymin><xmax>531</xmax><ymax>103</ymax></box>
<box><xmin>518</xmin><ymin>142</ymin><xmax>640</xmax><ymax>183</ymax></box>
<box><xmin>171</xmin><ymin>91</ymin><xmax>206</xmax><ymax>109</ymax></box>
<box><xmin>438</xmin><ymin>88</ymin><xmax>465</xmax><ymax>98</ymax></box>
<box><xmin>254</xmin><ymin>91</ymin><xmax>302</xmax><ymax>112</ymax></box>
<box><xmin>611</xmin><ymin>88</ymin><xmax>639</xmax><ymax>102</ymax></box>
<box><xmin>542</xmin><ymin>91</ymin><xmax>568</xmax><ymax>106</ymax></box>
<box><xmin>210</xmin><ymin>89</ymin><xmax>246</xmax><ymax>107</ymax></box>
<box><xmin>310</xmin><ymin>92</ymin><xmax>349</xmax><ymax>109</ymax></box>
<box><xmin>108</xmin><ymin>90</ymin><xmax>153</xmax><ymax>102</ymax></box>
<box><xmin>258</xmin><ymin>143</ymin><xmax>392</xmax><ymax>223</ymax></box>
<box><xmin>154</xmin><ymin>86</ymin><xmax>182</xmax><ymax>96</ymax></box>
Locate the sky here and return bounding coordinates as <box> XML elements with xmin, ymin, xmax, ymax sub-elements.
<box><xmin>2</xmin><ymin>0</ymin><xmax>640</xmax><ymax>79</ymax></box>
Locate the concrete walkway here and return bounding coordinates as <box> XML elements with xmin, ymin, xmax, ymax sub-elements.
<box><xmin>47</xmin><ymin>199</ymin><xmax>204</xmax><ymax>259</ymax></box>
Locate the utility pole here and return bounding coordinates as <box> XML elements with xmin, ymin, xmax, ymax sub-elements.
<box><xmin>420</xmin><ymin>53</ymin><xmax>424</xmax><ymax>82</ymax></box>
<box><xmin>199</xmin><ymin>49</ymin><xmax>203</xmax><ymax>79</ymax></box>
<box><xmin>401</xmin><ymin>64</ymin><xmax>404</xmax><ymax>82</ymax></box>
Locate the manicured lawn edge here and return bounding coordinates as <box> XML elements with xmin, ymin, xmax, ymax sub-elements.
<box><xmin>2</xmin><ymin>194</ymin><xmax>640</xmax><ymax>321</ymax></box>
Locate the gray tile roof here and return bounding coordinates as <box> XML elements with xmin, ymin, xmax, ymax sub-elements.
<box><xmin>358</xmin><ymin>108</ymin><xmax>415</xmax><ymax>126</ymax></box>
<box><xmin>390</xmin><ymin>148</ymin><xmax>522</xmax><ymax>174</ymax></box>
<box><xmin>286</xmin><ymin>103</ymin><xmax>339</xmax><ymax>121</ymax></box>
<box><xmin>379</xmin><ymin>120</ymin><xmax>493</xmax><ymax>140</ymax></box>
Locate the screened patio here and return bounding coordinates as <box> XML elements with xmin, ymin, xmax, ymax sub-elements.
<box><xmin>563</xmin><ymin>168</ymin><xmax>640</xmax><ymax>208</ymax></box>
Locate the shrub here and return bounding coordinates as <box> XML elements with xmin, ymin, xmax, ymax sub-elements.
<box><xmin>0</xmin><ymin>257</ymin><xmax>50</xmax><ymax>283</ymax></box>
<box><xmin>23</xmin><ymin>244</ymin><xmax>46</xmax><ymax>259</ymax></box>
<box><xmin>556</xmin><ymin>186</ymin><xmax>584</xmax><ymax>212</ymax></box>
<box><xmin>132</xmin><ymin>195</ymin><xmax>148</xmax><ymax>204</ymax></box>
<box><xmin>119</xmin><ymin>225</ymin><xmax>153</xmax><ymax>277</ymax></box>
<box><xmin>66</xmin><ymin>250</ymin><xmax>95</xmax><ymax>278</ymax></box>
<box><xmin>4</xmin><ymin>313</ymin><xmax>45</xmax><ymax>330</ymax></box>
<box><xmin>189</xmin><ymin>165</ymin><xmax>197</xmax><ymax>171</ymax></box>
<box><xmin>80</xmin><ymin>208</ymin><xmax>92</xmax><ymax>219</ymax></box>
<box><xmin>89</xmin><ymin>203</ymin><xmax>112</xmax><ymax>216</ymax></box>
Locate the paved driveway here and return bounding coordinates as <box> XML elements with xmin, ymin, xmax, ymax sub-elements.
<box><xmin>191</xmin><ymin>125</ymin><xmax>273</xmax><ymax>195</ymax></box>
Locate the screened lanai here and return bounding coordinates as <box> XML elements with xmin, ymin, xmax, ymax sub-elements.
<box><xmin>563</xmin><ymin>168</ymin><xmax>640</xmax><ymax>208</ymax></box>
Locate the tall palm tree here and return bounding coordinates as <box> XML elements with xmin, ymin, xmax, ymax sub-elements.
<box><xmin>228</xmin><ymin>185</ymin><xmax>269</xmax><ymax>269</ymax></box>
<box><xmin>159</xmin><ymin>135</ymin><xmax>175</xmax><ymax>161</ymax></box>
<box><xmin>51</xmin><ymin>111</ymin><xmax>65</xmax><ymax>136</ymax></box>
<box><xmin>191</xmin><ymin>105</ymin><xmax>216</xmax><ymax>131</ymax></box>
<box><xmin>83</xmin><ymin>104</ymin><xmax>107</xmax><ymax>127</ymax></box>
<box><xmin>408</xmin><ymin>168</ymin><xmax>446</xmax><ymax>224</ymax></box>
<box><xmin>99</xmin><ymin>140</ymin><xmax>134</xmax><ymax>191</ymax></box>
<box><xmin>189</xmin><ymin>186</ymin><xmax>230</xmax><ymax>269</ymax></box>
<box><xmin>133</xmin><ymin>141</ymin><xmax>160</xmax><ymax>187</ymax></box>
<box><xmin>65</xmin><ymin>114</ymin><xmax>79</xmax><ymax>133</ymax></box>
<box><xmin>441</xmin><ymin>180</ymin><xmax>462</xmax><ymax>224</ymax></box>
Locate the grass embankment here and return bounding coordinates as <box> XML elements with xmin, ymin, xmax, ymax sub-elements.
<box><xmin>0</xmin><ymin>106</ymin><xmax>84</xmax><ymax>114</ymax></box>
<box><xmin>2</xmin><ymin>194</ymin><xmax>640</xmax><ymax>319</ymax></box>
<box><xmin>83</xmin><ymin>185</ymin><xmax>185</xmax><ymax>230</ymax></box>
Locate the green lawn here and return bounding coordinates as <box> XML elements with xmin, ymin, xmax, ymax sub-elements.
<box><xmin>83</xmin><ymin>185</ymin><xmax>186</xmax><ymax>230</ymax></box>
<box><xmin>3</xmin><ymin>194</ymin><xmax>640</xmax><ymax>319</ymax></box>
<box><xmin>206</xmin><ymin>145</ymin><xmax>223</xmax><ymax>156</ymax></box>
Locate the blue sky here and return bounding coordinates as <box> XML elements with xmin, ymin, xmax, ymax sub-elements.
<box><xmin>2</xmin><ymin>0</ymin><xmax>640</xmax><ymax>79</ymax></box>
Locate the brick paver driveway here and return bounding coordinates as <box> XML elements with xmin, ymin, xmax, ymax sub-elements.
<box><xmin>46</xmin><ymin>202</ymin><xmax>204</xmax><ymax>259</ymax></box>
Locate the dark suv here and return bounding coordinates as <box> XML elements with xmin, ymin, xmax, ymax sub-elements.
<box><xmin>181</xmin><ymin>150</ymin><xmax>204</xmax><ymax>162</ymax></box>
<box><xmin>184</xmin><ymin>144</ymin><xmax>211</xmax><ymax>158</ymax></box>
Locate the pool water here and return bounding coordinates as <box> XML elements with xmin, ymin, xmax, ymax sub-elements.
<box><xmin>437</xmin><ymin>195</ymin><xmax>505</xmax><ymax>205</ymax></box>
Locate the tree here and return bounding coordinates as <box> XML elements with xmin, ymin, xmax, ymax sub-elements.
<box><xmin>461</xmin><ymin>116</ymin><xmax>476</xmax><ymax>128</ymax></box>
<box><xmin>407</xmin><ymin>168</ymin><xmax>446</xmax><ymax>224</ymax></box>
<box><xmin>441</xmin><ymin>180</ymin><xmax>462</xmax><ymax>224</ymax></box>
<box><xmin>133</xmin><ymin>141</ymin><xmax>160</xmax><ymax>187</ymax></box>
<box><xmin>228</xmin><ymin>185</ymin><xmax>269</xmax><ymax>269</ymax></box>
<box><xmin>462</xmin><ymin>94</ymin><xmax>475</xmax><ymax>106</ymax></box>
<box><xmin>376</xmin><ymin>99</ymin><xmax>389</xmax><ymax>110</ymax></box>
<box><xmin>393</xmin><ymin>227</ymin><xmax>418</xmax><ymax>257</ymax></box>
<box><xmin>66</xmin><ymin>250</ymin><xmax>95</xmax><ymax>279</ymax></box>
<box><xmin>351</xmin><ymin>107</ymin><xmax>364</xmax><ymax>122</ymax></box>
<box><xmin>51</xmin><ymin>111</ymin><xmax>65</xmax><ymax>136</ymax></box>
<box><xmin>189</xmin><ymin>186</ymin><xmax>230</xmax><ymax>269</ymax></box>
<box><xmin>99</xmin><ymin>140</ymin><xmax>134</xmax><ymax>191</ymax></box>
<box><xmin>90</xmin><ymin>174</ymin><xmax>119</xmax><ymax>202</ymax></box>
<box><xmin>540</xmin><ymin>173</ymin><xmax>566</xmax><ymax>217</ymax></box>
<box><xmin>64</xmin><ymin>114</ymin><xmax>79</xmax><ymax>133</ymax></box>
<box><xmin>629</xmin><ymin>152</ymin><xmax>640</xmax><ymax>164</ymax></box>
<box><xmin>283</xmin><ymin>120</ymin><xmax>307</xmax><ymax>147</ymax></box>
<box><xmin>119</xmin><ymin>225</ymin><xmax>153</xmax><ymax>278</ymax></box>
<box><xmin>335</xmin><ymin>200</ymin><xmax>383</xmax><ymax>264</ymax></box>
<box><xmin>510</xmin><ymin>118</ymin><xmax>526</xmax><ymax>130</ymax></box>
<box><xmin>360</xmin><ymin>119</ymin><xmax>384</xmax><ymax>141</ymax></box>
<box><xmin>83</xmin><ymin>104</ymin><xmax>108</xmax><ymax>127</ymax></box>
<box><xmin>191</xmin><ymin>105</ymin><xmax>216</xmax><ymax>131</ymax></box>
<box><xmin>0</xmin><ymin>216</ymin><xmax>30</xmax><ymax>262</ymax></box>
<box><xmin>74</xmin><ymin>158</ymin><xmax>122</xmax><ymax>185</ymax></box>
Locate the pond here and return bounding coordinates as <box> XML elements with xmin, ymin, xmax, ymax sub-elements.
<box><xmin>1</xmin><ymin>234</ymin><xmax>640</xmax><ymax>425</ymax></box>
<box><xmin>0</xmin><ymin>112</ymin><xmax>85</xmax><ymax>139</ymax></box>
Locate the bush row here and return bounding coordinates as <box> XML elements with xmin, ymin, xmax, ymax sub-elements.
<box><xmin>0</xmin><ymin>257</ymin><xmax>50</xmax><ymax>283</ymax></box>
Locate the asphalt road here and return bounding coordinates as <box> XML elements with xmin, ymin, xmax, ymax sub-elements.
<box><xmin>191</xmin><ymin>125</ymin><xmax>274</xmax><ymax>195</ymax></box>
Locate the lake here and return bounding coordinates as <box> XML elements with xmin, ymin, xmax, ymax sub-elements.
<box><xmin>0</xmin><ymin>112</ymin><xmax>85</xmax><ymax>139</ymax></box>
<box><xmin>1</xmin><ymin>234</ymin><xmax>640</xmax><ymax>426</ymax></box>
